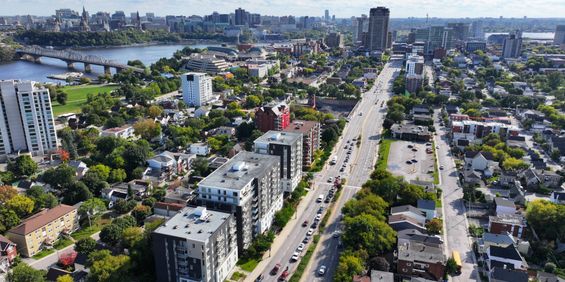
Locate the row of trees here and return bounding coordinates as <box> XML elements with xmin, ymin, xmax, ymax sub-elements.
<box><xmin>0</xmin><ymin>185</ymin><xmax>58</xmax><ymax>233</ymax></box>
<box><xmin>17</xmin><ymin>30</ymin><xmax>182</xmax><ymax>47</ymax></box>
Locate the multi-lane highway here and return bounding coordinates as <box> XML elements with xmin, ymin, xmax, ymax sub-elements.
<box><xmin>299</xmin><ymin>60</ymin><xmax>402</xmax><ymax>282</ymax></box>
<box><xmin>246</xmin><ymin>59</ymin><xmax>402</xmax><ymax>282</ymax></box>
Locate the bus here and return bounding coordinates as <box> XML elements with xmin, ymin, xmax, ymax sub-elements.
<box><xmin>452</xmin><ymin>251</ymin><xmax>462</xmax><ymax>274</ymax></box>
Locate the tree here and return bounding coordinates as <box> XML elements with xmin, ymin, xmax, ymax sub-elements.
<box><xmin>526</xmin><ymin>200</ymin><xmax>565</xmax><ymax>241</ymax></box>
<box><xmin>0</xmin><ymin>207</ymin><xmax>20</xmax><ymax>233</ymax></box>
<box><xmin>79</xmin><ymin>198</ymin><xmax>107</xmax><ymax>226</ymax></box>
<box><xmin>7</xmin><ymin>263</ymin><xmax>46</xmax><ymax>282</ymax></box>
<box><xmin>544</xmin><ymin>262</ymin><xmax>557</xmax><ymax>273</ymax></box>
<box><xmin>342</xmin><ymin>194</ymin><xmax>388</xmax><ymax>221</ymax></box>
<box><xmin>62</xmin><ymin>181</ymin><xmax>93</xmax><ymax>205</ymax></box>
<box><xmin>56</xmin><ymin>91</ymin><xmax>68</xmax><ymax>105</ymax></box>
<box><xmin>342</xmin><ymin>214</ymin><xmax>396</xmax><ymax>256</ymax></box>
<box><xmin>245</xmin><ymin>95</ymin><xmax>262</xmax><ymax>108</ymax></box>
<box><xmin>114</xmin><ymin>199</ymin><xmax>137</xmax><ymax>214</ymax></box>
<box><xmin>87</xmin><ymin>164</ymin><xmax>111</xmax><ymax>182</ymax></box>
<box><xmin>334</xmin><ymin>253</ymin><xmax>365</xmax><ymax>282</ymax></box>
<box><xmin>26</xmin><ymin>186</ymin><xmax>58</xmax><ymax>211</ymax></box>
<box><xmin>133</xmin><ymin>119</ymin><xmax>161</xmax><ymax>140</ymax></box>
<box><xmin>147</xmin><ymin>105</ymin><xmax>163</xmax><ymax>118</ymax></box>
<box><xmin>7</xmin><ymin>155</ymin><xmax>38</xmax><ymax>178</ymax></box>
<box><xmin>42</xmin><ymin>164</ymin><xmax>76</xmax><ymax>190</ymax></box>
<box><xmin>108</xmin><ymin>168</ymin><xmax>127</xmax><ymax>183</ymax></box>
<box><xmin>122</xmin><ymin>227</ymin><xmax>145</xmax><ymax>249</ymax></box>
<box><xmin>100</xmin><ymin>224</ymin><xmax>123</xmax><ymax>246</ymax></box>
<box><xmin>75</xmin><ymin>237</ymin><xmax>97</xmax><ymax>256</ymax></box>
<box><xmin>6</xmin><ymin>194</ymin><xmax>35</xmax><ymax>218</ymax></box>
<box><xmin>131</xmin><ymin>205</ymin><xmax>151</xmax><ymax>225</ymax></box>
<box><xmin>0</xmin><ymin>185</ymin><xmax>18</xmax><ymax>203</ymax></box>
<box><xmin>88</xmin><ymin>250</ymin><xmax>131</xmax><ymax>282</ymax></box>
<box><xmin>56</xmin><ymin>275</ymin><xmax>73</xmax><ymax>282</ymax></box>
<box><xmin>425</xmin><ymin>218</ymin><xmax>443</xmax><ymax>235</ymax></box>
<box><xmin>368</xmin><ymin>256</ymin><xmax>390</xmax><ymax>272</ymax></box>
<box><xmin>398</xmin><ymin>184</ymin><xmax>425</xmax><ymax>206</ymax></box>
<box><xmin>191</xmin><ymin>157</ymin><xmax>209</xmax><ymax>176</ymax></box>
<box><xmin>501</xmin><ymin>157</ymin><xmax>529</xmax><ymax>171</ymax></box>
<box><xmin>446</xmin><ymin>257</ymin><xmax>459</xmax><ymax>275</ymax></box>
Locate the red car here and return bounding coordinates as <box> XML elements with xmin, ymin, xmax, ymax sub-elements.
<box><xmin>278</xmin><ymin>270</ymin><xmax>289</xmax><ymax>281</ymax></box>
<box><xmin>302</xmin><ymin>220</ymin><xmax>308</xmax><ymax>227</ymax></box>
<box><xmin>270</xmin><ymin>263</ymin><xmax>281</xmax><ymax>275</ymax></box>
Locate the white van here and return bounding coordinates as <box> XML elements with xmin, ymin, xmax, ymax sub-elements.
<box><xmin>317</xmin><ymin>194</ymin><xmax>324</xmax><ymax>203</ymax></box>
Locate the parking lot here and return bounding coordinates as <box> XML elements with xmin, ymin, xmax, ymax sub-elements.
<box><xmin>387</xmin><ymin>140</ymin><xmax>435</xmax><ymax>183</ymax></box>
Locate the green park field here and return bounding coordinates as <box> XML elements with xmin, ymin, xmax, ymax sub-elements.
<box><xmin>52</xmin><ymin>84</ymin><xmax>118</xmax><ymax>116</ymax></box>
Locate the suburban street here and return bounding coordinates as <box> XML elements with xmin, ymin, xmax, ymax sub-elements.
<box><xmin>433</xmin><ymin>110</ymin><xmax>479</xmax><ymax>281</ymax></box>
<box><xmin>246</xmin><ymin>59</ymin><xmax>402</xmax><ymax>282</ymax></box>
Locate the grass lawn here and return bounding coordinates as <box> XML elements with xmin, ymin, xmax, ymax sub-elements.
<box><xmin>32</xmin><ymin>248</ymin><xmax>55</xmax><ymax>259</ymax></box>
<box><xmin>237</xmin><ymin>258</ymin><xmax>259</xmax><ymax>272</ymax></box>
<box><xmin>52</xmin><ymin>84</ymin><xmax>118</xmax><ymax>116</ymax></box>
<box><xmin>53</xmin><ymin>238</ymin><xmax>74</xmax><ymax>250</ymax></box>
<box><xmin>376</xmin><ymin>139</ymin><xmax>393</xmax><ymax>171</ymax></box>
<box><xmin>230</xmin><ymin>272</ymin><xmax>246</xmax><ymax>281</ymax></box>
<box><xmin>71</xmin><ymin>216</ymin><xmax>111</xmax><ymax>241</ymax></box>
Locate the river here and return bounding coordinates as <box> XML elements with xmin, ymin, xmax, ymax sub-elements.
<box><xmin>0</xmin><ymin>44</ymin><xmax>216</xmax><ymax>83</ymax></box>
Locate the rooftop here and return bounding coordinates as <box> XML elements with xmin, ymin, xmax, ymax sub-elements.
<box><xmin>489</xmin><ymin>214</ymin><xmax>526</xmax><ymax>226</ymax></box>
<box><xmin>283</xmin><ymin>120</ymin><xmax>320</xmax><ymax>134</ymax></box>
<box><xmin>489</xmin><ymin>245</ymin><xmax>523</xmax><ymax>261</ymax></box>
<box><xmin>482</xmin><ymin>232</ymin><xmax>515</xmax><ymax>246</ymax></box>
<box><xmin>153</xmin><ymin>207</ymin><xmax>231</xmax><ymax>242</ymax></box>
<box><xmin>198</xmin><ymin>151</ymin><xmax>279</xmax><ymax>191</ymax></box>
<box><xmin>370</xmin><ymin>270</ymin><xmax>394</xmax><ymax>281</ymax></box>
<box><xmin>254</xmin><ymin>130</ymin><xmax>302</xmax><ymax>146</ymax></box>
<box><xmin>490</xmin><ymin>267</ymin><xmax>528</xmax><ymax>282</ymax></box>
<box><xmin>397</xmin><ymin>239</ymin><xmax>446</xmax><ymax>264</ymax></box>
<box><xmin>391</xmin><ymin>205</ymin><xmax>426</xmax><ymax>217</ymax></box>
<box><xmin>8</xmin><ymin>204</ymin><xmax>77</xmax><ymax>235</ymax></box>
<box><xmin>494</xmin><ymin>197</ymin><xmax>516</xmax><ymax>208</ymax></box>
<box><xmin>397</xmin><ymin>229</ymin><xmax>444</xmax><ymax>246</ymax></box>
<box><xmin>417</xmin><ymin>199</ymin><xmax>436</xmax><ymax>211</ymax></box>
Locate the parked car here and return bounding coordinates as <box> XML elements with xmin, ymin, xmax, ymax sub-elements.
<box><xmin>279</xmin><ymin>270</ymin><xmax>289</xmax><ymax>281</ymax></box>
<box><xmin>302</xmin><ymin>220</ymin><xmax>308</xmax><ymax>227</ymax></box>
<box><xmin>297</xmin><ymin>243</ymin><xmax>305</xmax><ymax>252</ymax></box>
<box><xmin>255</xmin><ymin>274</ymin><xmax>264</xmax><ymax>281</ymax></box>
<box><xmin>327</xmin><ymin>177</ymin><xmax>333</xmax><ymax>183</ymax></box>
<box><xmin>307</xmin><ymin>228</ymin><xmax>314</xmax><ymax>236</ymax></box>
<box><xmin>291</xmin><ymin>252</ymin><xmax>300</xmax><ymax>262</ymax></box>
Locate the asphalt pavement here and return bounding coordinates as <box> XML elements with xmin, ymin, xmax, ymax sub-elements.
<box><xmin>433</xmin><ymin>110</ymin><xmax>479</xmax><ymax>281</ymax></box>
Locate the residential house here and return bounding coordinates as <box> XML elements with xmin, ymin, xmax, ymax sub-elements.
<box><xmin>213</xmin><ymin>126</ymin><xmax>236</xmax><ymax>137</ymax></box>
<box><xmin>499</xmin><ymin>171</ymin><xmax>519</xmax><ymax>187</ymax></box>
<box><xmin>494</xmin><ymin>198</ymin><xmax>516</xmax><ymax>216</ymax></box>
<box><xmin>153</xmin><ymin>202</ymin><xmax>185</xmax><ymax>218</ymax></box>
<box><xmin>520</xmin><ymin>168</ymin><xmax>563</xmax><ymax>189</ymax></box>
<box><xmin>391</xmin><ymin>205</ymin><xmax>427</xmax><ymax>224</ymax></box>
<box><xmin>550</xmin><ymin>191</ymin><xmax>565</xmax><ymax>204</ymax></box>
<box><xmin>147</xmin><ymin>151</ymin><xmax>194</xmax><ymax>176</ymax></box>
<box><xmin>397</xmin><ymin>229</ymin><xmax>444</xmax><ymax>249</ymax></box>
<box><xmin>194</xmin><ymin>107</ymin><xmax>210</xmax><ymax>118</ymax></box>
<box><xmin>395</xmin><ymin>231</ymin><xmax>446</xmax><ymax>281</ymax></box>
<box><xmin>0</xmin><ymin>235</ymin><xmax>17</xmax><ymax>273</ymax></box>
<box><xmin>101</xmin><ymin>125</ymin><xmax>136</xmax><ymax>139</ymax></box>
<box><xmin>478</xmin><ymin>233</ymin><xmax>515</xmax><ymax>254</ymax></box>
<box><xmin>464</xmin><ymin>151</ymin><xmax>498</xmax><ymax>177</ymax></box>
<box><xmin>255</xmin><ymin>101</ymin><xmax>290</xmax><ymax>132</ymax></box>
<box><xmin>68</xmin><ymin>160</ymin><xmax>89</xmax><ymax>179</ymax></box>
<box><xmin>163</xmin><ymin>187</ymin><xmax>196</xmax><ymax>205</ymax></box>
<box><xmin>463</xmin><ymin>170</ymin><xmax>482</xmax><ymax>185</ymax></box>
<box><xmin>101</xmin><ymin>188</ymin><xmax>129</xmax><ymax>208</ymax></box>
<box><xmin>6</xmin><ymin>204</ymin><xmax>79</xmax><ymax>257</ymax></box>
<box><xmin>190</xmin><ymin>143</ymin><xmax>210</xmax><ymax>156</ymax></box>
<box><xmin>489</xmin><ymin>214</ymin><xmax>527</xmax><ymax>239</ymax></box>
<box><xmin>388</xmin><ymin>214</ymin><xmax>427</xmax><ymax>234</ymax></box>
<box><xmin>489</xmin><ymin>267</ymin><xmax>528</xmax><ymax>282</ymax></box>
<box><xmin>484</xmin><ymin>245</ymin><xmax>528</xmax><ymax>273</ymax></box>
<box><xmin>417</xmin><ymin>199</ymin><xmax>437</xmax><ymax>221</ymax></box>
<box><xmin>548</xmin><ymin>136</ymin><xmax>565</xmax><ymax>158</ymax></box>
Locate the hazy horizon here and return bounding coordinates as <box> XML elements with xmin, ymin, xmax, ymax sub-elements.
<box><xmin>3</xmin><ymin>0</ymin><xmax>565</xmax><ymax>19</ymax></box>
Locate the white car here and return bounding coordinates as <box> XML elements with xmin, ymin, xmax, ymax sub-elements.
<box><xmin>315</xmin><ymin>214</ymin><xmax>322</xmax><ymax>221</ymax></box>
<box><xmin>297</xmin><ymin>243</ymin><xmax>305</xmax><ymax>252</ymax></box>
<box><xmin>291</xmin><ymin>252</ymin><xmax>300</xmax><ymax>262</ymax></box>
<box><xmin>307</xmin><ymin>228</ymin><xmax>314</xmax><ymax>236</ymax></box>
<box><xmin>318</xmin><ymin>265</ymin><xmax>327</xmax><ymax>276</ymax></box>
<box><xmin>327</xmin><ymin>177</ymin><xmax>333</xmax><ymax>183</ymax></box>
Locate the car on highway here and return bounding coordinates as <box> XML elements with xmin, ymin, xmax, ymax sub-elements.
<box><xmin>270</xmin><ymin>263</ymin><xmax>281</xmax><ymax>275</ymax></box>
<box><xmin>255</xmin><ymin>274</ymin><xmax>264</xmax><ymax>281</ymax></box>
<box><xmin>327</xmin><ymin>177</ymin><xmax>333</xmax><ymax>183</ymax></box>
<box><xmin>412</xmin><ymin>159</ymin><xmax>418</xmax><ymax>163</ymax></box>
<box><xmin>406</xmin><ymin>160</ymin><xmax>412</xmax><ymax>164</ymax></box>
<box><xmin>344</xmin><ymin>145</ymin><xmax>348</xmax><ymax>149</ymax></box>
<box><xmin>278</xmin><ymin>270</ymin><xmax>289</xmax><ymax>281</ymax></box>
<box><xmin>302</xmin><ymin>220</ymin><xmax>308</xmax><ymax>227</ymax></box>
<box><xmin>315</xmin><ymin>214</ymin><xmax>322</xmax><ymax>221</ymax></box>
<box><xmin>324</xmin><ymin>197</ymin><xmax>331</xmax><ymax>203</ymax></box>
<box><xmin>412</xmin><ymin>148</ymin><xmax>418</xmax><ymax>152</ymax></box>
<box><xmin>340</xmin><ymin>167</ymin><xmax>345</xmax><ymax>172</ymax></box>
<box><xmin>440</xmin><ymin>165</ymin><xmax>444</xmax><ymax>170</ymax></box>
<box><xmin>307</xmin><ymin>228</ymin><xmax>314</xmax><ymax>236</ymax></box>
<box><xmin>318</xmin><ymin>265</ymin><xmax>327</xmax><ymax>276</ymax></box>
<box><xmin>297</xmin><ymin>243</ymin><xmax>305</xmax><ymax>252</ymax></box>
<box><xmin>290</xmin><ymin>252</ymin><xmax>300</xmax><ymax>262</ymax></box>
<box><xmin>311</xmin><ymin>221</ymin><xmax>318</xmax><ymax>228</ymax></box>
<box><xmin>317</xmin><ymin>194</ymin><xmax>324</xmax><ymax>203</ymax></box>
<box><xmin>359</xmin><ymin>112</ymin><xmax>363</xmax><ymax>116</ymax></box>
<box><xmin>318</xmin><ymin>207</ymin><xmax>324</xmax><ymax>214</ymax></box>
<box><xmin>302</xmin><ymin>236</ymin><xmax>309</xmax><ymax>243</ymax></box>
<box><xmin>407</xmin><ymin>144</ymin><xmax>413</xmax><ymax>148</ymax></box>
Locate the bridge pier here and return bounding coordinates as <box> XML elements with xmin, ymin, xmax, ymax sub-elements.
<box><xmin>66</xmin><ymin>61</ymin><xmax>75</xmax><ymax>70</ymax></box>
<box><xmin>115</xmin><ymin>67</ymin><xmax>124</xmax><ymax>73</ymax></box>
<box><xmin>104</xmin><ymin>66</ymin><xmax>112</xmax><ymax>75</ymax></box>
<box><xmin>32</xmin><ymin>55</ymin><xmax>41</xmax><ymax>64</ymax></box>
<box><xmin>84</xmin><ymin>63</ymin><xmax>92</xmax><ymax>73</ymax></box>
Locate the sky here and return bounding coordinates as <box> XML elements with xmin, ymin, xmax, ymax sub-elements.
<box><xmin>2</xmin><ymin>0</ymin><xmax>565</xmax><ymax>18</ymax></box>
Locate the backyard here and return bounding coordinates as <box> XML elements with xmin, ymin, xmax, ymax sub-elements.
<box><xmin>52</xmin><ymin>84</ymin><xmax>118</xmax><ymax>116</ymax></box>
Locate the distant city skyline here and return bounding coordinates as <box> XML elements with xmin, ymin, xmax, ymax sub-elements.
<box><xmin>2</xmin><ymin>0</ymin><xmax>565</xmax><ymax>18</ymax></box>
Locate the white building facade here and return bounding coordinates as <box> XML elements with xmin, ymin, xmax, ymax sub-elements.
<box><xmin>181</xmin><ymin>72</ymin><xmax>213</xmax><ymax>107</ymax></box>
<box><xmin>0</xmin><ymin>80</ymin><xmax>58</xmax><ymax>156</ymax></box>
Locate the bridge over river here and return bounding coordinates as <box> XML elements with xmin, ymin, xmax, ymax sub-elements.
<box><xmin>16</xmin><ymin>46</ymin><xmax>145</xmax><ymax>74</ymax></box>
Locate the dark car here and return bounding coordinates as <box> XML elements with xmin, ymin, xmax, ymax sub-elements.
<box><xmin>256</xmin><ymin>274</ymin><xmax>264</xmax><ymax>281</ymax></box>
<box><xmin>270</xmin><ymin>263</ymin><xmax>281</xmax><ymax>275</ymax></box>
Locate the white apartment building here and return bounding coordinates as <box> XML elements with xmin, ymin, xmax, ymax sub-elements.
<box><xmin>181</xmin><ymin>72</ymin><xmax>213</xmax><ymax>107</ymax></box>
<box><xmin>0</xmin><ymin>80</ymin><xmax>58</xmax><ymax>156</ymax></box>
